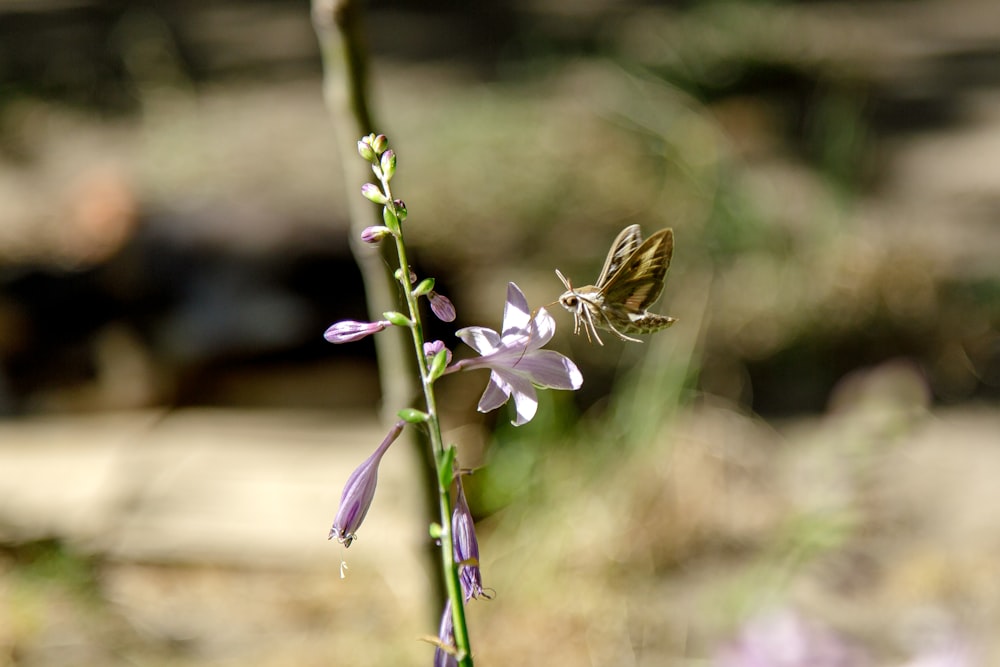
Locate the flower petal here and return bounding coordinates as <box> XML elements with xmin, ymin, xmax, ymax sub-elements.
<box><xmin>455</xmin><ymin>326</ymin><xmax>501</xmax><ymax>355</ymax></box>
<box><xmin>513</xmin><ymin>350</ymin><xmax>584</xmax><ymax>389</ymax></box>
<box><xmin>501</xmin><ymin>372</ymin><xmax>539</xmax><ymax>425</ymax></box>
<box><xmin>527</xmin><ymin>307</ymin><xmax>556</xmax><ymax>349</ymax></box>
<box><xmin>476</xmin><ymin>372</ymin><xmax>511</xmax><ymax>413</ymax></box>
<box><xmin>501</xmin><ymin>282</ymin><xmax>531</xmax><ymax>338</ymax></box>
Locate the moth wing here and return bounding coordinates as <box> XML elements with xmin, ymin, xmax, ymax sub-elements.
<box><xmin>595</xmin><ymin>224</ymin><xmax>643</xmax><ymax>288</ymax></box>
<box><xmin>601</xmin><ymin>228</ymin><xmax>673</xmax><ymax>312</ymax></box>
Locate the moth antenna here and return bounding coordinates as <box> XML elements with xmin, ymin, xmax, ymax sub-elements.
<box><xmin>555</xmin><ymin>268</ymin><xmax>573</xmax><ymax>291</ymax></box>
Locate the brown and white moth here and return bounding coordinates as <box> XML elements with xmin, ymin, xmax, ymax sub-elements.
<box><xmin>556</xmin><ymin>224</ymin><xmax>676</xmax><ymax>345</ymax></box>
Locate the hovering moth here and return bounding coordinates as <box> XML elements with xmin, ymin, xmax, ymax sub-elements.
<box><xmin>555</xmin><ymin>224</ymin><xmax>676</xmax><ymax>345</ymax></box>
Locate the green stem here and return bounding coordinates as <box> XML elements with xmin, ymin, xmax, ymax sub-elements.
<box><xmin>310</xmin><ymin>0</ymin><xmax>447</xmax><ymax>628</ymax></box>
<box><xmin>378</xmin><ymin>175</ymin><xmax>474</xmax><ymax>665</ymax></box>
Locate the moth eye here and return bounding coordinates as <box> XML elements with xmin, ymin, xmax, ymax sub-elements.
<box><xmin>561</xmin><ymin>295</ymin><xmax>578</xmax><ymax>307</ymax></box>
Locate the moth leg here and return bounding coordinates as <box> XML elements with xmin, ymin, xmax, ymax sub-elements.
<box><xmin>607</xmin><ymin>326</ymin><xmax>642</xmax><ymax>344</ymax></box>
<box><xmin>581</xmin><ymin>307</ymin><xmax>604</xmax><ymax>346</ymax></box>
<box><xmin>595</xmin><ymin>309</ymin><xmax>643</xmax><ymax>343</ymax></box>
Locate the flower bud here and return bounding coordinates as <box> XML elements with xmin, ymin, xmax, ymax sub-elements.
<box><xmin>357</xmin><ymin>139</ymin><xmax>376</xmax><ymax>162</ymax></box>
<box><xmin>329</xmin><ymin>420</ymin><xmax>405</xmax><ymax>547</ymax></box>
<box><xmin>425</xmin><ymin>340</ymin><xmax>452</xmax><ymax>382</ymax></box>
<box><xmin>324</xmin><ymin>319</ymin><xmax>390</xmax><ymax>344</ymax></box>
<box><xmin>424</xmin><ymin>340</ymin><xmax>453</xmax><ymax>365</ymax></box>
<box><xmin>453</xmin><ymin>479</ymin><xmax>485</xmax><ymax>600</ymax></box>
<box><xmin>361</xmin><ymin>183</ymin><xmax>387</xmax><ymax>205</ymax></box>
<box><xmin>434</xmin><ymin>600</ymin><xmax>458</xmax><ymax>667</ymax></box>
<box><xmin>429</xmin><ymin>292</ymin><xmax>457</xmax><ymax>322</ymax></box>
<box><xmin>380</xmin><ymin>150</ymin><xmax>396</xmax><ymax>181</ymax></box>
<box><xmin>371</xmin><ymin>134</ymin><xmax>388</xmax><ymax>154</ymax></box>
<box><xmin>394</xmin><ymin>267</ymin><xmax>418</xmax><ymax>285</ymax></box>
<box><xmin>361</xmin><ymin>226</ymin><xmax>391</xmax><ymax>244</ymax></box>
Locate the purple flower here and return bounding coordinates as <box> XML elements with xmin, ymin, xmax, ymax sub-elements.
<box><xmin>455</xmin><ymin>282</ymin><xmax>583</xmax><ymax>426</ymax></box>
<box><xmin>329</xmin><ymin>420</ymin><xmax>405</xmax><ymax>547</ymax></box>
<box><xmin>434</xmin><ymin>599</ymin><xmax>458</xmax><ymax>667</ymax></box>
<box><xmin>429</xmin><ymin>291</ymin><xmax>457</xmax><ymax>322</ymax></box>
<box><xmin>324</xmin><ymin>319</ymin><xmax>390</xmax><ymax>344</ymax></box>
<box><xmin>452</xmin><ymin>478</ymin><xmax>484</xmax><ymax>601</ymax></box>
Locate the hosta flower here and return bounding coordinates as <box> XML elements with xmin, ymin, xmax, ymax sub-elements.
<box><xmin>454</xmin><ymin>282</ymin><xmax>582</xmax><ymax>426</ymax></box>
<box><xmin>329</xmin><ymin>420</ymin><xmax>405</xmax><ymax>547</ymax></box>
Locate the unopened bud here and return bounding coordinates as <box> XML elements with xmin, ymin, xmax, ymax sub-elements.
<box><xmin>361</xmin><ymin>226</ymin><xmax>391</xmax><ymax>244</ymax></box>
<box><xmin>357</xmin><ymin>139</ymin><xmax>376</xmax><ymax>162</ymax></box>
<box><xmin>380</xmin><ymin>150</ymin><xmax>396</xmax><ymax>181</ymax></box>
<box><xmin>361</xmin><ymin>183</ymin><xmax>387</xmax><ymax>205</ymax></box>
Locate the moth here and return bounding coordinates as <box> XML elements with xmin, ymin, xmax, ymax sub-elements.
<box><xmin>555</xmin><ymin>224</ymin><xmax>676</xmax><ymax>345</ymax></box>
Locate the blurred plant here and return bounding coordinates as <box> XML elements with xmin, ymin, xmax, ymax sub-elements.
<box><xmin>324</xmin><ymin>134</ymin><xmax>582</xmax><ymax>666</ymax></box>
<box><xmin>715</xmin><ymin>609</ymin><xmax>865</xmax><ymax>667</ymax></box>
<box><xmin>716</xmin><ymin>608</ymin><xmax>979</xmax><ymax>667</ymax></box>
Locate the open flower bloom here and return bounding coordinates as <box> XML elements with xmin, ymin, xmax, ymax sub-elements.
<box><xmin>329</xmin><ymin>420</ymin><xmax>405</xmax><ymax>547</ymax></box>
<box><xmin>455</xmin><ymin>282</ymin><xmax>582</xmax><ymax>426</ymax></box>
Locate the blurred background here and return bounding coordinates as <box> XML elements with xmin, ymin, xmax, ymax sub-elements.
<box><xmin>1</xmin><ymin>0</ymin><xmax>999</xmax><ymax>665</ymax></box>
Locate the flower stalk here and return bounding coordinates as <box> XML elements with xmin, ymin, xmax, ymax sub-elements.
<box><xmin>325</xmin><ymin>135</ymin><xmax>583</xmax><ymax>666</ymax></box>
<box><xmin>361</xmin><ymin>136</ymin><xmax>474</xmax><ymax>665</ymax></box>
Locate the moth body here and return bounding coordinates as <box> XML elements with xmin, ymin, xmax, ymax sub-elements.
<box><xmin>555</xmin><ymin>225</ymin><xmax>676</xmax><ymax>345</ymax></box>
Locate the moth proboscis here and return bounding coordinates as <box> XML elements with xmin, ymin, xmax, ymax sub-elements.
<box><xmin>555</xmin><ymin>224</ymin><xmax>676</xmax><ymax>345</ymax></box>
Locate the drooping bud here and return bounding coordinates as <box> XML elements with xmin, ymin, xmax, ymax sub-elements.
<box><xmin>429</xmin><ymin>292</ymin><xmax>457</xmax><ymax>322</ymax></box>
<box><xmin>452</xmin><ymin>478</ymin><xmax>484</xmax><ymax>600</ymax></box>
<box><xmin>329</xmin><ymin>420</ymin><xmax>406</xmax><ymax>547</ymax></box>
